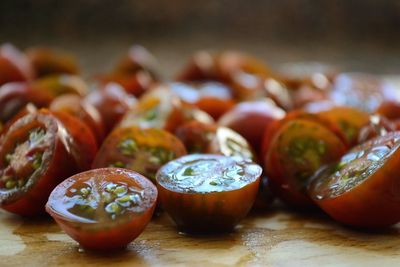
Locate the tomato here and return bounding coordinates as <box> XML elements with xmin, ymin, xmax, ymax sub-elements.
<box><xmin>330</xmin><ymin>73</ymin><xmax>398</xmax><ymax>112</ymax></box>
<box><xmin>308</xmin><ymin>132</ymin><xmax>400</xmax><ymax>227</ymax></box>
<box><xmin>0</xmin><ymin>82</ymin><xmax>53</xmax><ymax>123</ymax></box>
<box><xmin>251</xmin><ymin>175</ymin><xmax>275</xmax><ymax>211</ymax></box>
<box><xmin>118</xmin><ymin>86</ymin><xmax>185</xmax><ymax>133</ymax></box>
<box><xmin>156</xmin><ymin>154</ymin><xmax>261</xmax><ymax>233</ymax></box>
<box><xmin>50</xmin><ymin>94</ymin><xmax>106</xmax><ymax>144</ymax></box>
<box><xmin>0</xmin><ymin>44</ymin><xmax>33</xmax><ymax>86</ymax></box>
<box><xmin>376</xmin><ymin>101</ymin><xmax>400</xmax><ymax>120</ymax></box>
<box><xmin>290</xmin><ymin>84</ymin><xmax>329</xmax><ymax>109</ymax></box>
<box><xmin>175</xmin><ymin>121</ymin><xmax>217</xmax><ymax>154</ymax></box>
<box><xmin>46</xmin><ymin>168</ymin><xmax>157</xmax><ymax>250</ymax></box>
<box><xmin>357</xmin><ymin>115</ymin><xmax>395</xmax><ymax>144</ymax></box>
<box><xmin>171</xmin><ymin>82</ymin><xmax>235</xmax><ymax>120</ymax></box>
<box><xmin>0</xmin><ymin>112</ymin><xmax>78</xmax><ymax>215</ymax></box>
<box><xmin>85</xmin><ymin>82</ymin><xmax>136</xmax><ymax>133</ymax></box>
<box><xmin>26</xmin><ymin>47</ymin><xmax>79</xmax><ymax>78</ymax></box>
<box><xmin>263</xmin><ymin>78</ymin><xmax>293</xmax><ymax>110</ymax></box>
<box><xmin>0</xmin><ymin>103</ymin><xmax>37</xmax><ymax>136</ymax></box>
<box><xmin>93</xmin><ymin>126</ymin><xmax>187</xmax><ymax>183</ymax></box>
<box><xmin>33</xmin><ymin>74</ymin><xmax>88</xmax><ymax>97</ymax></box>
<box><xmin>218</xmin><ymin>99</ymin><xmax>285</xmax><ymax>153</ymax></box>
<box><xmin>264</xmin><ymin>118</ymin><xmax>347</xmax><ymax>208</ymax></box>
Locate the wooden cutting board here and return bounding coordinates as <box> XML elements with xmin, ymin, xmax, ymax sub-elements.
<box><xmin>1</xmin><ymin>206</ymin><xmax>400</xmax><ymax>267</ymax></box>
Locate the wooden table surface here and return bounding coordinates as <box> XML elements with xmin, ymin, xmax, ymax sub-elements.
<box><xmin>1</xmin><ymin>205</ymin><xmax>400</xmax><ymax>267</ymax></box>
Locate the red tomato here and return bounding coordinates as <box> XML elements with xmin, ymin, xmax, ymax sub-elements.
<box><xmin>33</xmin><ymin>74</ymin><xmax>88</xmax><ymax>97</ymax></box>
<box><xmin>26</xmin><ymin>47</ymin><xmax>79</xmax><ymax>78</ymax></box>
<box><xmin>218</xmin><ymin>99</ymin><xmax>285</xmax><ymax>153</ymax></box>
<box><xmin>0</xmin><ymin>103</ymin><xmax>37</xmax><ymax>136</ymax></box>
<box><xmin>85</xmin><ymin>82</ymin><xmax>136</xmax><ymax>133</ymax></box>
<box><xmin>93</xmin><ymin>127</ymin><xmax>187</xmax><ymax>183</ymax></box>
<box><xmin>0</xmin><ymin>112</ymin><xmax>79</xmax><ymax>215</ymax></box>
<box><xmin>0</xmin><ymin>44</ymin><xmax>33</xmax><ymax>86</ymax></box>
<box><xmin>264</xmin><ymin>118</ymin><xmax>347</xmax><ymax>208</ymax></box>
<box><xmin>308</xmin><ymin>132</ymin><xmax>400</xmax><ymax>227</ymax></box>
<box><xmin>357</xmin><ymin>115</ymin><xmax>396</xmax><ymax>144</ymax></box>
<box><xmin>46</xmin><ymin>168</ymin><xmax>157</xmax><ymax>250</ymax></box>
<box><xmin>156</xmin><ymin>154</ymin><xmax>261</xmax><ymax>233</ymax></box>
<box><xmin>50</xmin><ymin>94</ymin><xmax>106</xmax><ymax>144</ymax></box>
<box><xmin>375</xmin><ymin>101</ymin><xmax>400</xmax><ymax>120</ymax></box>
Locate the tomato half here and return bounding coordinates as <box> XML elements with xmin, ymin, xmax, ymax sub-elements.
<box><xmin>46</xmin><ymin>168</ymin><xmax>157</xmax><ymax>250</ymax></box>
<box><xmin>33</xmin><ymin>74</ymin><xmax>88</xmax><ymax>97</ymax></box>
<box><xmin>376</xmin><ymin>101</ymin><xmax>400</xmax><ymax>120</ymax></box>
<box><xmin>156</xmin><ymin>154</ymin><xmax>261</xmax><ymax>233</ymax></box>
<box><xmin>308</xmin><ymin>132</ymin><xmax>400</xmax><ymax>227</ymax></box>
<box><xmin>0</xmin><ymin>44</ymin><xmax>33</xmax><ymax>86</ymax></box>
<box><xmin>357</xmin><ymin>115</ymin><xmax>395</xmax><ymax>144</ymax></box>
<box><xmin>264</xmin><ymin>118</ymin><xmax>347</xmax><ymax>208</ymax></box>
<box><xmin>0</xmin><ymin>112</ymin><xmax>78</xmax><ymax>215</ymax></box>
<box><xmin>93</xmin><ymin>127</ymin><xmax>187</xmax><ymax>183</ymax></box>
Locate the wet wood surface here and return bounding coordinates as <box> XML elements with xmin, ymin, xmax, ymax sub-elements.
<box><xmin>1</xmin><ymin>206</ymin><xmax>400</xmax><ymax>267</ymax></box>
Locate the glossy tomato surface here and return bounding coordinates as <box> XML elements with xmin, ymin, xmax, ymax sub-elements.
<box><xmin>0</xmin><ymin>44</ymin><xmax>33</xmax><ymax>86</ymax></box>
<box><xmin>46</xmin><ymin>168</ymin><xmax>157</xmax><ymax>250</ymax></box>
<box><xmin>264</xmin><ymin>118</ymin><xmax>347</xmax><ymax>208</ymax></box>
<box><xmin>93</xmin><ymin>127</ymin><xmax>187</xmax><ymax>183</ymax></box>
<box><xmin>308</xmin><ymin>132</ymin><xmax>400</xmax><ymax>227</ymax></box>
<box><xmin>0</xmin><ymin>112</ymin><xmax>77</xmax><ymax>215</ymax></box>
<box><xmin>156</xmin><ymin>154</ymin><xmax>261</xmax><ymax>233</ymax></box>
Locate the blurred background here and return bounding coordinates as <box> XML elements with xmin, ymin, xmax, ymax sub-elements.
<box><xmin>1</xmin><ymin>0</ymin><xmax>399</xmax><ymax>76</ymax></box>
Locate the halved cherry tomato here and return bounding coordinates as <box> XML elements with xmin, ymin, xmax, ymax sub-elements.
<box><xmin>50</xmin><ymin>94</ymin><xmax>106</xmax><ymax>144</ymax></box>
<box><xmin>376</xmin><ymin>101</ymin><xmax>400</xmax><ymax>120</ymax></box>
<box><xmin>156</xmin><ymin>154</ymin><xmax>261</xmax><ymax>233</ymax></box>
<box><xmin>0</xmin><ymin>112</ymin><xmax>78</xmax><ymax>215</ymax></box>
<box><xmin>26</xmin><ymin>47</ymin><xmax>79</xmax><ymax>78</ymax></box>
<box><xmin>218</xmin><ymin>99</ymin><xmax>285</xmax><ymax>153</ymax></box>
<box><xmin>46</xmin><ymin>168</ymin><xmax>157</xmax><ymax>250</ymax></box>
<box><xmin>93</xmin><ymin>126</ymin><xmax>187</xmax><ymax>183</ymax></box>
<box><xmin>308</xmin><ymin>132</ymin><xmax>400</xmax><ymax>227</ymax></box>
<box><xmin>0</xmin><ymin>103</ymin><xmax>37</xmax><ymax>136</ymax></box>
<box><xmin>33</xmin><ymin>74</ymin><xmax>88</xmax><ymax>97</ymax></box>
<box><xmin>265</xmin><ymin>118</ymin><xmax>347</xmax><ymax>208</ymax></box>
<box><xmin>357</xmin><ymin>115</ymin><xmax>395</xmax><ymax>144</ymax></box>
<box><xmin>85</xmin><ymin>82</ymin><xmax>136</xmax><ymax>133</ymax></box>
<box><xmin>0</xmin><ymin>44</ymin><xmax>33</xmax><ymax>86</ymax></box>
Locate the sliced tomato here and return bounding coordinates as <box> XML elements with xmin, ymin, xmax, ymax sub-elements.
<box><xmin>33</xmin><ymin>74</ymin><xmax>88</xmax><ymax>97</ymax></box>
<box><xmin>0</xmin><ymin>44</ymin><xmax>33</xmax><ymax>86</ymax></box>
<box><xmin>156</xmin><ymin>154</ymin><xmax>261</xmax><ymax>233</ymax></box>
<box><xmin>357</xmin><ymin>115</ymin><xmax>396</xmax><ymax>144</ymax></box>
<box><xmin>308</xmin><ymin>132</ymin><xmax>400</xmax><ymax>227</ymax></box>
<box><xmin>376</xmin><ymin>101</ymin><xmax>400</xmax><ymax>120</ymax></box>
<box><xmin>46</xmin><ymin>168</ymin><xmax>157</xmax><ymax>250</ymax></box>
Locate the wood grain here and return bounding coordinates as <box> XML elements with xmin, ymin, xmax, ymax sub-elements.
<box><xmin>1</xmin><ymin>206</ymin><xmax>400</xmax><ymax>267</ymax></box>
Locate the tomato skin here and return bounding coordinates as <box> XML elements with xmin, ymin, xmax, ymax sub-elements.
<box><xmin>50</xmin><ymin>94</ymin><xmax>106</xmax><ymax>144</ymax></box>
<box><xmin>0</xmin><ymin>44</ymin><xmax>33</xmax><ymax>86</ymax></box>
<box><xmin>46</xmin><ymin>168</ymin><xmax>157</xmax><ymax>250</ymax></box>
<box><xmin>175</xmin><ymin>121</ymin><xmax>217</xmax><ymax>154</ymax></box>
<box><xmin>376</xmin><ymin>101</ymin><xmax>400</xmax><ymax>120</ymax></box>
<box><xmin>0</xmin><ymin>112</ymin><xmax>78</xmax><ymax>216</ymax></box>
<box><xmin>308</xmin><ymin>132</ymin><xmax>400</xmax><ymax>227</ymax></box>
<box><xmin>264</xmin><ymin>118</ymin><xmax>347</xmax><ymax>208</ymax></box>
<box><xmin>218</xmin><ymin>99</ymin><xmax>285</xmax><ymax>153</ymax></box>
<box><xmin>33</xmin><ymin>74</ymin><xmax>88</xmax><ymax>97</ymax></box>
<box><xmin>26</xmin><ymin>47</ymin><xmax>79</xmax><ymax>78</ymax></box>
<box><xmin>85</xmin><ymin>83</ymin><xmax>136</xmax><ymax>133</ymax></box>
<box><xmin>357</xmin><ymin>115</ymin><xmax>396</xmax><ymax>144</ymax></box>
<box><xmin>156</xmin><ymin>154</ymin><xmax>261</xmax><ymax>233</ymax></box>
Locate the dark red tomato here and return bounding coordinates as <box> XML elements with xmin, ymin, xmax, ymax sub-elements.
<box><xmin>156</xmin><ymin>154</ymin><xmax>261</xmax><ymax>233</ymax></box>
<box><xmin>0</xmin><ymin>82</ymin><xmax>53</xmax><ymax>123</ymax></box>
<box><xmin>50</xmin><ymin>94</ymin><xmax>106</xmax><ymax>144</ymax></box>
<box><xmin>357</xmin><ymin>115</ymin><xmax>396</xmax><ymax>144</ymax></box>
<box><xmin>265</xmin><ymin>118</ymin><xmax>347</xmax><ymax>208</ymax></box>
<box><xmin>175</xmin><ymin>121</ymin><xmax>217</xmax><ymax>154</ymax></box>
<box><xmin>118</xmin><ymin>86</ymin><xmax>186</xmax><ymax>133</ymax></box>
<box><xmin>290</xmin><ymin>84</ymin><xmax>329</xmax><ymax>109</ymax></box>
<box><xmin>85</xmin><ymin>82</ymin><xmax>136</xmax><ymax>133</ymax></box>
<box><xmin>26</xmin><ymin>47</ymin><xmax>79</xmax><ymax>78</ymax></box>
<box><xmin>33</xmin><ymin>74</ymin><xmax>88</xmax><ymax>97</ymax></box>
<box><xmin>113</xmin><ymin>45</ymin><xmax>159</xmax><ymax>77</ymax></box>
<box><xmin>93</xmin><ymin>127</ymin><xmax>187</xmax><ymax>183</ymax></box>
<box><xmin>176</xmin><ymin>51</ymin><xmax>220</xmax><ymax>82</ymax></box>
<box><xmin>0</xmin><ymin>44</ymin><xmax>33</xmax><ymax>86</ymax></box>
<box><xmin>218</xmin><ymin>99</ymin><xmax>285</xmax><ymax>153</ymax></box>
<box><xmin>376</xmin><ymin>101</ymin><xmax>400</xmax><ymax>120</ymax></box>
<box><xmin>51</xmin><ymin>111</ymin><xmax>98</xmax><ymax>171</ymax></box>
<box><xmin>330</xmin><ymin>73</ymin><xmax>397</xmax><ymax>112</ymax></box>
<box><xmin>0</xmin><ymin>103</ymin><xmax>37</xmax><ymax>136</ymax></box>
<box><xmin>0</xmin><ymin>112</ymin><xmax>78</xmax><ymax>216</ymax></box>
<box><xmin>315</xmin><ymin>106</ymin><xmax>370</xmax><ymax>147</ymax></box>
<box><xmin>308</xmin><ymin>132</ymin><xmax>400</xmax><ymax>227</ymax></box>
<box><xmin>171</xmin><ymin>82</ymin><xmax>235</xmax><ymax>120</ymax></box>
<box><xmin>46</xmin><ymin>168</ymin><xmax>157</xmax><ymax>250</ymax></box>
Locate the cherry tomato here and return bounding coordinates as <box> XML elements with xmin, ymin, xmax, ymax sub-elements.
<box><xmin>264</xmin><ymin>118</ymin><xmax>347</xmax><ymax>208</ymax></box>
<box><xmin>50</xmin><ymin>94</ymin><xmax>106</xmax><ymax>144</ymax></box>
<box><xmin>357</xmin><ymin>115</ymin><xmax>395</xmax><ymax>144</ymax></box>
<box><xmin>26</xmin><ymin>47</ymin><xmax>79</xmax><ymax>78</ymax></box>
<box><xmin>156</xmin><ymin>154</ymin><xmax>261</xmax><ymax>233</ymax></box>
<box><xmin>175</xmin><ymin>121</ymin><xmax>217</xmax><ymax>154</ymax></box>
<box><xmin>0</xmin><ymin>44</ymin><xmax>33</xmax><ymax>86</ymax></box>
<box><xmin>308</xmin><ymin>132</ymin><xmax>400</xmax><ymax>227</ymax></box>
<box><xmin>0</xmin><ymin>103</ymin><xmax>37</xmax><ymax>136</ymax></box>
<box><xmin>218</xmin><ymin>99</ymin><xmax>285</xmax><ymax>153</ymax></box>
<box><xmin>85</xmin><ymin>82</ymin><xmax>136</xmax><ymax>133</ymax></box>
<box><xmin>46</xmin><ymin>168</ymin><xmax>157</xmax><ymax>250</ymax></box>
<box><xmin>263</xmin><ymin>78</ymin><xmax>293</xmax><ymax>110</ymax></box>
<box><xmin>0</xmin><ymin>112</ymin><xmax>78</xmax><ymax>215</ymax></box>
<box><xmin>93</xmin><ymin>127</ymin><xmax>187</xmax><ymax>183</ymax></box>
<box><xmin>33</xmin><ymin>74</ymin><xmax>88</xmax><ymax>97</ymax></box>
<box><xmin>375</xmin><ymin>101</ymin><xmax>400</xmax><ymax>120</ymax></box>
